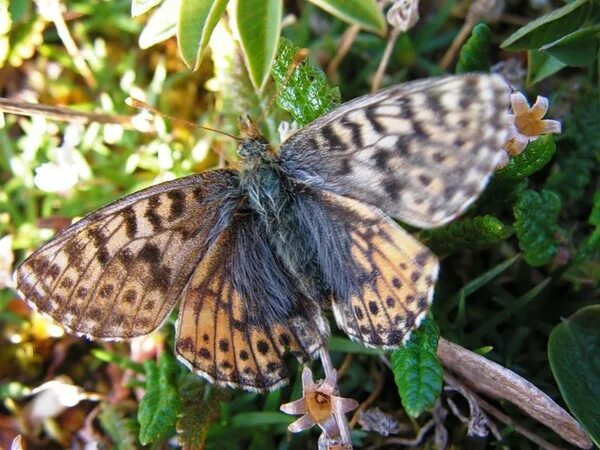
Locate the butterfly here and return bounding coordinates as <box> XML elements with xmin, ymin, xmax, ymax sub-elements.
<box><xmin>15</xmin><ymin>74</ymin><xmax>510</xmax><ymax>391</ymax></box>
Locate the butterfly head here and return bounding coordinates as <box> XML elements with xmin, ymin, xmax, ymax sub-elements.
<box><xmin>237</xmin><ymin>115</ymin><xmax>272</xmax><ymax>160</ymax></box>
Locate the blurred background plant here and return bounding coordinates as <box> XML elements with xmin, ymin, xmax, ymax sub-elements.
<box><xmin>0</xmin><ymin>0</ymin><xmax>599</xmax><ymax>449</ymax></box>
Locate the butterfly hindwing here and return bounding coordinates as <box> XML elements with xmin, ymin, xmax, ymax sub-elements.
<box><xmin>175</xmin><ymin>215</ymin><xmax>328</xmax><ymax>391</ymax></box>
<box><xmin>280</xmin><ymin>74</ymin><xmax>510</xmax><ymax>228</ymax></box>
<box><xmin>320</xmin><ymin>191</ymin><xmax>439</xmax><ymax>348</ymax></box>
<box><xmin>15</xmin><ymin>170</ymin><xmax>238</xmax><ymax>340</ymax></box>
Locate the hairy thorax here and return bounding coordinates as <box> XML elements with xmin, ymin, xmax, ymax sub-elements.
<box><xmin>239</xmin><ymin>147</ymin><xmax>324</xmax><ymax>302</ymax></box>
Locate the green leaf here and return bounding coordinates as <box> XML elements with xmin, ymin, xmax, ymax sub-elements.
<box><xmin>178</xmin><ymin>0</ymin><xmax>230</xmax><ymax>70</ymax></box>
<box><xmin>526</xmin><ymin>50</ymin><xmax>567</xmax><ymax>85</ymax></box>
<box><xmin>177</xmin><ymin>375</ymin><xmax>226</xmax><ymax>449</ymax></box>
<box><xmin>91</xmin><ymin>349</ymin><xmax>145</xmax><ymax>373</ymax></box>
<box><xmin>230</xmin><ymin>411</ymin><xmax>293</xmax><ymax>427</ymax></box>
<box><xmin>501</xmin><ymin>0</ymin><xmax>592</xmax><ymax>50</ymax></box>
<box><xmin>455</xmin><ymin>23</ymin><xmax>491</xmax><ymax>74</ymax></box>
<box><xmin>138</xmin><ymin>352</ymin><xmax>182</xmax><ymax>445</ymax></box>
<box><xmin>98</xmin><ymin>404</ymin><xmax>140</xmax><ymax>450</ymax></box>
<box><xmin>139</xmin><ymin>0</ymin><xmax>179</xmax><ymax>49</ymax></box>
<box><xmin>271</xmin><ymin>37</ymin><xmax>340</xmax><ymax>125</ymax></box>
<box><xmin>548</xmin><ymin>305</ymin><xmax>600</xmax><ymax>446</ymax></box>
<box><xmin>307</xmin><ymin>0</ymin><xmax>386</xmax><ymax>35</ymax></box>
<box><xmin>391</xmin><ymin>316</ymin><xmax>443</xmax><ymax>417</ymax></box>
<box><xmin>328</xmin><ymin>336</ymin><xmax>382</xmax><ymax>355</ymax></box>
<box><xmin>540</xmin><ymin>25</ymin><xmax>600</xmax><ymax>66</ymax></box>
<box><xmin>236</xmin><ymin>0</ymin><xmax>282</xmax><ymax>90</ymax></box>
<box><xmin>546</xmin><ymin>94</ymin><xmax>600</xmax><ymax>202</ymax></box>
<box><xmin>423</xmin><ymin>215</ymin><xmax>512</xmax><ymax>257</ymax></box>
<box><xmin>494</xmin><ymin>135</ymin><xmax>557</xmax><ymax>184</ymax></box>
<box><xmin>131</xmin><ymin>0</ymin><xmax>163</xmax><ymax>17</ymax></box>
<box><xmin>513</xmin><ymin>190</ymin><xmax>561</xmax><ymax>267</ymax></box>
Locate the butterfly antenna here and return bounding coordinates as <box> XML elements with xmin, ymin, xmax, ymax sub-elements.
<box><xmin>257</xmin><ymin>47</ymin><xmax>309</xmax><ymax>125</ymax></box>
<box><xmin>126</xmin><ymin>97</ymin><xmax>241</xmax><ymax>141</ymax></box>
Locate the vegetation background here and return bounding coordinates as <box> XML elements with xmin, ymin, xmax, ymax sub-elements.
<box><xmin>0</xmin><ymin>0</ymin><xmax>598</xmax><ymax>449</ymax></box>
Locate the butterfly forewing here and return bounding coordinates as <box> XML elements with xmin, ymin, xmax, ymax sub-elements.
<box><xmin>319</xmin><ymin>191</ymin><xmax>439</xmax><ymax>347</ymax></box>
<box><xmin>176</xmin><ymin>218</ymin><xmax>328</xmax><ymax>391</ymax></box>
<box><xmin>15</xmin><ymin>170</ymin><xmax>238</xmax><ymax>340</ymax></box>
<box><xmin>280</xmin><ymin>74</ymin><xmax>510</xmax><ymax>228</ymax></box>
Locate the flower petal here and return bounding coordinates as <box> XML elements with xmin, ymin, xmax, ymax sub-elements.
<box><xmin>496</xmin><ymin>151</ymin><xmax>509</xmax><ymax>169</ymax></box>
<box><xmin>280</xmin><ymin>398</ymin><xmax>307</xmax><ymax>415</ymax></box>
<box><xmin>301</xmin><ymin>367</ymin><xmax>317</xmax><ymax>392</ymax></box>
<box><xmin>317</xmin><ymin>415</ymin><xmax>340</xmax><ymax>438</ymax></box>
<box><xmin>288</xmin><ymin>413</ymin><xmax>316</xmax><ymax>433</ymax></box>
<box><xmin>507</xmin><ymin>134</ymin><xmax>529</xmax><ymax>156</ymax></box>
<box><xmin>510</xmin><ymin>92</ymin><xmax>530</xmax><ymax>115</ymax></box>
<box><xmin>530</xmin><ymin>95</ymin><xmax>549</xmax><ymax>120</ymax></box>
<box><xmin>320</xmin><ymin>370</ymin><xmax>338</xmax><ymax>395</ymax></box>
<box><xmin>333</xmin><ymin>396</ymin><xmax>359</xmax><ymax>414</ymax></box>
<box><xmin>541</xmin><ymin>119</ymin><xmax>562</xmax><ymax>134</ymax></box>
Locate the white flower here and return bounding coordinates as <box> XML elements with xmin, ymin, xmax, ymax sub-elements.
<box><xmin>280</xmin><ymin>367</ymin><xmax>358</xmax><ymax>438</ymax></box>
<box><xmin>505</xmin><ymin>92</ymin><xmax>562</xmax><ymax>157</ymax></box>
<box><xmin>34</xmin><ymin>124</ymin><xmax>83</xmax><ymax>193</ymax></box>
<box><xmin>0</xmin><ymin>235</ymin><xmax>14</xmax><ymax>289</ymax></box>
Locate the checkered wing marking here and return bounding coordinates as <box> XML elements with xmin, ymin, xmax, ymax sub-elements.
<box><xmin>322</xmin><ymin>191</ymin><xmax>440</xmax><ymax>348</ymax></box>
<box><xmin>15</xmin><ymin>170</ymin><xmax>238</xmax><ymax>340</ymax></box>
<box><xmin>176</xmin><ymin>224</ymin><xmax>327</xmax><ymax>392</ymax></box>
<box><xmin>280</xmin><ymin>74</ymin><xmax>510</xmax><ymax>228</ymax></box>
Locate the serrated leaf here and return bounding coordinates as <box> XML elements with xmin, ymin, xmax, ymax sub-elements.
<box><xmin>455</xmin><ymin>23</ymin><xmax>491</xmax><ymax>74</ymax></box>
<box><xmin>501</xmin><ymin>0</ymin><xmax>592</xmax><ymax>50</ymax></box>
<box><xmin>494</xmin><ymin>135</ymin><xmax>557</xmax><ymax>184</ymax></box>
<box><xmin>307</xmin><ymin>0</ymin><xmax>386</xmax><ymax>35</ymax></box>
<box><xmin>540</xmin><ymin>25</ymin><xmax>600</xmax><ymax>66</ymax></box>
<box><xmin>138</xmin><ymin>352</ymin><xmax>182</xmax><ymax>445</ymax></box>
<box><xmin>139</xmin><ymin>0</ymin><xmax>179</xmax><ymax>49</ymax></box>
<box><xmin>271</xmin><ymin>37</ymin><xmax>340</xmax><ymax>125</ymax></box>
<box><xmin>391</xmin><ymin>316</ymin><xmax>443</xmax><ymax>417</ymax></box>
<box><xmin>235</xmin><ymin>0</ymin><xmax>282</xmax><ymax>90</ymax></box>
<box><xmin>98</xmin><ymin>404</ymin><xmax>139</xmax><ymax>450</ymax></box>
<box><xmin>131</xmin><ymin>0</ymin><xmax>163</xmax><ymax>17</ymax></box>
<box><xmin>548</xmin><ymin>305</ymin><xmax>600</xmax><ymax>447</ymax></box>
<box><xmin>546</xmin><ymin>95</ymin><xmax>600</xmax><ymax>202</ymax></box>
<box><xmin>423</xmin><ymin>214</ymin><xmax>512</xmax><ymax>256</ymax></box>
<box><xmin>177</xmin><ymin>375</ymin><xmax>227</xmax><ymax>450</ymax></box>
<box><xmin>177</xmin><ymin>0</ymin><xmax>229</xmax><ymax>70</ymax></box>
<box><xmin>514</xmin><ymin>190</ymin><xmax>561</xmax><ymax>266</ymax></box>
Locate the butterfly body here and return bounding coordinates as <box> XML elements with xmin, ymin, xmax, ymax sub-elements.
<box><xmin>16</xmin><ymin>74</ymin><xmax>510</xmax><ymax>391</ymax></box>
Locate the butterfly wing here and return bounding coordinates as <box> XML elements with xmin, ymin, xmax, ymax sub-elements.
<box><xmin>15</xmin><ymin>169</ymin><xmax>239</xmax><ymax>340</ymax></box>
<box><xmin>176</xmin><ymin>214</ymin><xmax>328</xmax><ymax>391</ymax></box>
<box><xmin>319</xmin><ymin>190</ymin><xmax>439</xmax><ymax>347</ymax></box>
<box><xmin>279</xmin><ymin>74</ymin><xmax>510</xmax><ymax>228</ymax></box>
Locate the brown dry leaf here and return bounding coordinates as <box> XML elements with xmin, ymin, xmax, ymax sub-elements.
<box><xmin>437</xmin><ymin>338</ymin><xmax>593</xmax><ymax>449</ymax></box>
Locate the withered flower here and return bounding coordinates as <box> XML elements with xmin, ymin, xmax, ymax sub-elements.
<box><xmin>280</xmin><ymin>367</ymin><xmax>358</xmax><ymax>438</ymax></box>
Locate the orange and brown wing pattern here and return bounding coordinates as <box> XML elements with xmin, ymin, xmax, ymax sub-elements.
<box><xmin>15</xmin><ymin>170</ymin><xmax>238</xmax><ymax>340</ymax></box>
<box><xmin>176</xmin><ymin>225</ymin><xmax>328</xmax><ymax>392</ymax></box>
<box><xmin>322</xmin><ymin>191</ymin><xmax>440</xmax><ymax>348</ymax></box>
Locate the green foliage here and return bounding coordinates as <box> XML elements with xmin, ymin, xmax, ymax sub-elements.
<box><xmin>501</xmin><ymin>0</ymin><xmax>599</xmax><ymax>84</ymax></box>
<box><xmin>514</xmin><ymin>190</ymin><xmax>561</xmax><ymax>267</ymax></box>
<box><xmin>546</xmin><ymin>95</ymin><xmax>600</xmax><ymax>203</ymax></box>
<box><xmin>177</xmin><ymin>374</ymin><xmax>227</xmax><ymax>449</ymax></box>
<box><xmin>548</xmin><ymin>305</ymin><xmax>600</xmax><ymax>446</ymax></box>
<box><xmin>391</xmin><ymin>316</ymin><xmax>443</xmax><ymax>417</ymax></box>
<box><xmin>138</xmin><ymin>352</ymin><xmax>182</xmax><ymax>445</ymax></box>
<box><xmin>455</xmin><ymin>23</ymin><xmax>491</xmax><ymax>74</ymax></box>
<box><xmin>177</xmin><ymin>0</ymin><xmax>229</xmax><ymax>70</ymax></box>
<box><xmin>271</xmin><ymin>37</ymin><xmax>341</xmax><ymax>125</ymax></box>
<box><xmin>236</xmin><ymin>0</ymin><xmax>282</xmax><ymax>89</ymax></box>
<box><xmin>138</xmin><ymin>0</ymin><xmax>178</xmax><ymax>50</ymax></box>
<box><xmin>494</xmin><ymin>135</ymin><xmax>557</xmax><ymax>185</ymax></box>
<box><xmin>98</xmin><ymin>404</ymin><xmax>140</xmax><ymax>450</ymax></box>
<box><xmin>306</xmin><ymin>0</ymin><xmax>386</xmax><ymax>35</ymax></box>
<box><xmin>423</xmin><ymin>215</ymin><xmax>512</xmax><ymax>256</ymax></box>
